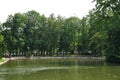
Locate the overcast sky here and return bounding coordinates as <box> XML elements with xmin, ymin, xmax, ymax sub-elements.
<box><xmin>0</xmin><ymin>0</ymin><xmax>95</xmax><ymax>23</ymax></box>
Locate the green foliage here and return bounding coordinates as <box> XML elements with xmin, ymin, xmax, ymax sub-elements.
<box><xmin>93</xmin><ymin>0</ymin><xmax>120</xmax><ymax>62</ymax></box>
<box><xmin>0</xmin><ymin>34</ymin><xmax>4</xmax><ymax>43</ymax></box>
<box><xmin>59</xmin><ymin>17</ymin><xmax>80</xmax><ymax>53</ymax></box>
<box><xmin>0</xmin><ymin>23</ymin><xmax>4</xmax><ymax>59</ymax></box>
<box><xmin>1</xmin><ymin>0</ymin><xmax>120</xmax><ymax>63</ymax></box>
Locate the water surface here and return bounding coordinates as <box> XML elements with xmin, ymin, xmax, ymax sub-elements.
<box><xmin>0</xmin><ymin>58</ymin><xmax>120</xmax><ymax>80</ymax></box>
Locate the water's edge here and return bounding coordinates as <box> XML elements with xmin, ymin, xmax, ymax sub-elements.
<box><xmin>0</xmin><ymin>56</ymin><xmax>105</xmax><ymax>66</ymax></box>
<box><xmin>0</xmin><ymin>57</ymin><xmax>26</xmax><ymax>66</ymax></box>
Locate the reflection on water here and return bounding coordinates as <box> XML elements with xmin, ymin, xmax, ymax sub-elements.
<box><xmin>0</xmin><ymin>58</ymin><xmax>120</xmax><ymax>80</ymax></box>
<box><xmin>0</xmin><ymin>66</ymin><xmax>69</xmax><ymax>75</ymax></box>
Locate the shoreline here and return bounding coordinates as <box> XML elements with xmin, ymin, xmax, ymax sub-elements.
<box><xmin>0</xmin><ymin>57</ymin><xmax>26</xmax><ymax>66</ymax></box>
<box><xmin>0</xmin><ymin>58</ymin><xmax>10</xmax><ymax>65</ymax></box>
<box><xmin>0</xmin><ymin>56</ymin><xmax>105</xmax><ymax>66</ymax></box>
<box><xmin>30</xmin><ymin>56</ymin><xmax>105</xmax><ymax>60</ymax></box>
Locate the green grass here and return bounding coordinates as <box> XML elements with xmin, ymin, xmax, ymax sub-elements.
<box><xmin>0</xmin><ymin>58</ymin><xmax>4</xmax><ymax>62</ymax></box>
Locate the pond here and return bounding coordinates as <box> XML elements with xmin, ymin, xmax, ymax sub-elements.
<box><xmin>0</xmin><ymin>58</ymin><xmax>120</xmax><ymax>80</ymax></box>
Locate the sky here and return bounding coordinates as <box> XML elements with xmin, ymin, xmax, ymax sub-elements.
<box><xmin>0</xmin><ymin>0</ymin><xmax>95</xmax><ymax>23</ymax></box>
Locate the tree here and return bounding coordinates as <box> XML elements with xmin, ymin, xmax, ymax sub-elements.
<box><xmin>2</xmin><ymin>15</ymin><xmax>13</xmax><ymax>55</ymax></box>
<box><xmin>59</xmin><ymin>17</ymin><xmax>80</xmax><ymax>55</ymax></box>
<box><xmin>94</xmin><ymin>0</ymin><xmax>120</xmax><ymax>62</ymax></box>
<box><xmin>12</xmin><ymin>13</ymin><xmax>27</xmax><ymax>55</ymax></box>
<box><xmin>77</xmin><ymin>17</ymin><xmax>90</xmax><ymax>55</ymax></box>
<box><xmin>24</xmin><ymin>10</ymin><xmax>41</xmax><ymax>57</ymax></box>
<box><xmin>87</xmin><ymin>10</ymin><xmax>107</xmax><ymax>56</ymax></box>
<box><xmin>2</xmin><ymin>13</ymin><xmax>27</xmax><ymax>56</ymax></box>
<box><xmin>45</xmin><ymin>14</ymin><xmax>62</xmax><ymax>56</ymax></box>
<box><xmin>0</xmin><ymin>22</ymin><xmax>4</xmax><ymax>59</ymax></box>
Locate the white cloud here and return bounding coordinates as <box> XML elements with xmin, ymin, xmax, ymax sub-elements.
<box><xmin>0</xmin><ymin>0</ymin><xmax>95</xmax><ymax>23</ymax></box>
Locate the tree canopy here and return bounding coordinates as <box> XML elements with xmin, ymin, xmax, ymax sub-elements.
<box><xmin>0</xmin><ymin>0</ymin><xmax>120</xmax><ymax>63</ymax></box>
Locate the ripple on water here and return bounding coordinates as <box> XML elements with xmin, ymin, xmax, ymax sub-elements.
<box><xmin>0</xmin><ymin>66</ymin><xmax>69</xmax><ymax>75</ymax></box>
<box><xmin>0</xmin><ymin>66</ymin><xmax>95</xmax><ymax>75</ymax></box>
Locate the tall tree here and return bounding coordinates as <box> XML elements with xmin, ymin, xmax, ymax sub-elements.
<box><xmin>24</xmin><ymin>10</ymin><xmax>41</xmax><ymax>57</ymax></box>
<box><xmin>59</xmin><ymin>17</ymin><xmax>80</xmax><ymax>54</ymax></box>
<box><xmin>0</xmin><ymin>22</ymin><xmax>4</xmax><ymax>59</ymax></box>
<box><xmin>77</xmin><ymin>17</ymin><xmax>90</xmax><ymax>55</ymax></box>
<box><xmin>94</xmin><ymin>0</ymin><xmax>120</xmax><ymax>62</ymax></box>
<box><xmin>2</xmin><ymin>15</ymin><xmax>13</xmax><ymax>54</ymax></box>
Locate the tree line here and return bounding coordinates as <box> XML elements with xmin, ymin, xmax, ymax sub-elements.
<box><xmin>0</xmin><ymin>0</ymin><xmax>120</xmax><ymax>63</ymax></box>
